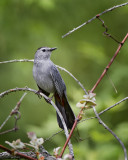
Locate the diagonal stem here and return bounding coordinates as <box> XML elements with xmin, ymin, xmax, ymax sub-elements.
<box><xmin>59</xmin><ymin>33</ymin><xmax>128</xmax><ymax>158</ymax></box>
<box><xmin>90</xmin><ymin>33</ymin><xmax>128</xmax><ymax>93</ymax></box>
<box><xmin>62</xmin><ymin>2</ymin><xmax>128</xmax><ymax>38</ymax></box>
<box><xmin>58</xmin><ymin>109</ymin><xmax>83</xmax><ymax>158</ymax></box>
<box><xmin>92</xmin><ymin>106</ymin><xmax>127</xmax><ymax>160</ymax></box>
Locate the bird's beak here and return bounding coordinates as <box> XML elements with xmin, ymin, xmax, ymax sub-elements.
<box><xmin>50</xmin><ymin>47</ymin><xmax>57</xmax><ymax>51</ymax></box>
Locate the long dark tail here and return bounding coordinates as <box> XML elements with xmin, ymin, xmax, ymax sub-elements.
<box><xmin>54</xmin><ymin>92</ymin><xmax>75</xmax><ymax>129</ymax></box>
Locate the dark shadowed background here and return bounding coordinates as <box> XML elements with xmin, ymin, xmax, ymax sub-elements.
<box><xmin>0</xmin><ymin>0</ymin><xmax>128</xmax><ymax>159</ymax></box>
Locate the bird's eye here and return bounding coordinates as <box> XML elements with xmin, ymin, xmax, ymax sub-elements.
<box><xmin>42</xmin><ymin>49</ymin><xmax>46</xmax><ymax>52</ymax></box>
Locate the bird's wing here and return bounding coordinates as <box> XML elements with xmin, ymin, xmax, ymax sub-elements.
<box><xmin>50</xmin><ymin>65</ymin><xmax>66</xmax><ymax>99</ymax></box>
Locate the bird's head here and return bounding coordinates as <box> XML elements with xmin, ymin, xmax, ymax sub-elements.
<box><xmin>35</xmin><ymin>47</ymin><xmax>57</xmax><ymax>60</ymax></box>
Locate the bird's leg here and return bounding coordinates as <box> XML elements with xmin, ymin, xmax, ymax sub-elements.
<box><xmin>49</xmin><ymin>94</ymin><xmax>54</xmax><ymax>100</ymax></box>
<box><xmin>36</xmin><ymin>90</ymin><xmax>52</xmax><ymax>104</ymax></box>
<box><xmin>37</xmin><ymin>86</ymin><xmax>51</xmax><ymax>102</ymax></box>
<box><xmin>36</xmin><ymin>86</ymin><xmax>54</xmax><ymax>104</ymax></box>
<box><xmin>36</xmin><ymin>90</ymin><xmax>42</xmax><ymax>99</ymax></box>
<box><xmin>45</xmin><ymin>94</ymin><xmax>54</xmax><ymax>104</ymax></box>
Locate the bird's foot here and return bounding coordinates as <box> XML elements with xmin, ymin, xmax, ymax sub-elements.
<box><xmin>36</xmin><ymin>90</ymin><xmax>42</xmax><ymax>99</ymax></box>
<box><xmin>45</xmin><ymin>96</ymin><xmax>53</xmax><ymax>104</ymax></box>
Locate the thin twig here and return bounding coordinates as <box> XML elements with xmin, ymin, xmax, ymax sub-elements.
<box><xmin>99</xmin><ymin>97</ymin><xmax>128</xmax><ymax>115</ymax></box>
<box><xmin>0</xmin><ymin>93</ymin><xmax>27</xmax><ymax>134</ymax></box>
<box><xmin>90</xmin><ymin>33</ymin><xmax>128</xmax><ymax>93</ymax></box>
<box><xmin>80</xmin><ymin>97</ymin><xmax>128</xmax><ymax>123</ymax></box>
<box><xmin>56</xmin><ymin>65</ymin><xmax>87</xmax><ymax>94</ymax></box>
<box><xmin>0</xmin><ymin>59</ymin><xmax>34</xmax><ymax>64</ymax></box>
<box><xmin>106</xmin><ymin>73</ymin><xmax>117</xmax><ymax>94</ymax></box>
<box><xmin>92</xmin><ymin>106</ymin><xmax>127</xmax><ymax>160</ymax></box>
<box><xmin>0</xmin><ymin>128</ymin><xmax>18</xmax><ymax>135</ymax></box>
<box><xmin>97</xmin><ymin>16</ymin><xmax>120</xmax><ymax>44</ymax></box>
<box><xmin>62</xmin><ymin>2</ymin><xmax>128</xmax><ymax>38</ymax></box>
<box><xmin>0</xmin><ymin>87</ymin><xmax>74</xmax><ymax>158</ymax></box>
<box><xmin>44</xmin><ymin>129</ymin><xmax>63</xmax><ymax>142</ymax></box>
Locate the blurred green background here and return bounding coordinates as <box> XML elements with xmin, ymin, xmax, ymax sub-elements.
<box><xmin>0</xmin><ymin>0</ymin><xmax>128</xmax><ymax>159</ymax></box>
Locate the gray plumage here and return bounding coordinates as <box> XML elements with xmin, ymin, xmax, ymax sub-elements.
<box><xmin>33</xmin><ymin>47</ymin><xmax>75</xmax><ymax>129</ymax></box>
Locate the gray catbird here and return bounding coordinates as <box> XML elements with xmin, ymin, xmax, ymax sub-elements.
<box><xmin>33</xmin><ymin>47</ymin><xmax>75</xmax><ymax>129</ymax></box>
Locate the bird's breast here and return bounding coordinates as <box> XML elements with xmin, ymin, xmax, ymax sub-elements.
<box><xmin>33</xmin><ymin>61</ymin><xmax>55</xmax><ymax>93</ymax></box>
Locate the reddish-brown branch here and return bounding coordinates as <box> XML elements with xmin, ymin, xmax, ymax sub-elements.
<box><xmin>0</xmin><ymin>145</ymin><xmax>37</xmax><ymax>160</ymax></box>
<box><xmin>90</xmin><ymin>33</ymin><xmax>128</xmax><ymax>93</ymax></box>
<box><xmin>58</xmin><ymin>109</ymin><xmax>83</xmax><ymax>158</ymax></box>
<box><xmin>96</xmin><ymin>16</ymin><xmax>120</xmax><ymax>44</ymax></box>
<box><xmin>0</xmin><ymin>93</ymin><xmax>26</xmax><ymax>135</ymax></box>
<box><xmin>59</xmin><ymin>33</ymin><xmax>128</xmax><ymax>158</ymax></box>
<box><xmin>0</xmin><ymin>145</ymin><xmax>12</xmax><ymax>154</ymax></box>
